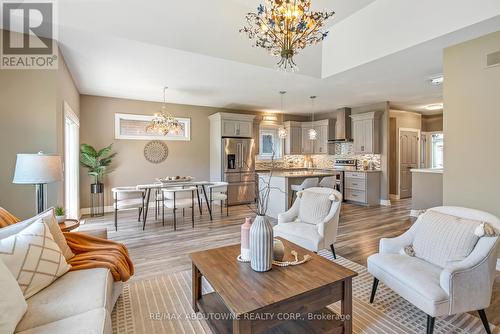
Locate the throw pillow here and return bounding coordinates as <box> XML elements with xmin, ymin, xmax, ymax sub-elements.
<box><xmin>298</xmin><ymin>188</ymin><xmax>333</xmax><ymax>225</ymax></box>
<box><xmin>0</xmin><ymin>258</ymin><xmax>27</xmax><ymax>334</ymax></box>
<box><xmin>0</xmin><ymin>219</ymin><xmax>71</xmax><ymax>299</ymax></box>
<box><xmin>412</xmin><ymin>210</ymin><xmax>481</xmax><ymax>268</ymax></box>
<box><xmin>0</xmin><ymin>207</ymin><xmax>19</xmax><ymax>228</ymax></box>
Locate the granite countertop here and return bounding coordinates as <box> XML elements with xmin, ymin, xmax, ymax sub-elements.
<box><xmin>410</xmin><ymin>168</ymin><xmax>444</xmax><ymax>174</ymax></box>
<box><xmin>257</xmin><ymin>170</ymin><xmax>342</xmax><ymax>178</ymax></box>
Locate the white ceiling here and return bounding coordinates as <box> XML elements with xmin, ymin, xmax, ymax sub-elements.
<box><xmin>54</xmin><ymin>0</ymin><xmax>500</xmax><ymax>115</ymax></box>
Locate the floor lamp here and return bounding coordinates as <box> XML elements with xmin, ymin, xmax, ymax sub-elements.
<box><xmin>13</xmin><ymin>152</ymin><xmax>63</xmax><ymax>214</ymax></box>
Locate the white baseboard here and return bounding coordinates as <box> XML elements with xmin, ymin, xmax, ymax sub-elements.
<box><xmin>380</xmin><ymin>199</ymin><xmax>391</xmax><ymax>206</ymax></box>
<box><xmin>410</xmin><ymin>209</ymin><xmax>426</xmax><ymax>218</ymax></box>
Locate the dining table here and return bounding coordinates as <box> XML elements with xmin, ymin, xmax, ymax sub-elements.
<box><xmin>136</xmin><ymin>180</ymin><xmax>215</xmax><ymax>228</ymax></box>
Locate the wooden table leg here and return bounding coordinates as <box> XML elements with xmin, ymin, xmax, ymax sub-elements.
<box><xmin>341</xmin><ymin>278</ymin><xmax>353</xmax><ymax>334</ymax></box>
<box><xmin>233</xmin><ymin>318</ymin><xmax>251</xmax><ymax>334</ymax></box>
<box><xmin>192</xmin><ymin>263</ymin><xmax>202</xmax><ymax>312</ymax></box>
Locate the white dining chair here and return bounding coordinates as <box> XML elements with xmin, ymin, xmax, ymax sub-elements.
<box><xmin>162</xmin><ymin>187</ymin><xmax>198</xmax><ymax>230</ymax></box>
<box><xmin>112</xmin><ymin>186</ymin><xmax>146</xmax><ymax>231</ymax></box>
<box><xmin>207</xmin><ymin>182</ymin><xmax>229</xmax><ymax>217</ymax></box>
<box><xmin>290</xmin><ymin>177</ymin><xmax>319</xmax><ymax>207</ymax></box>
<box><xmin>319</xmin><ymin>176</ymin><xmax>337</xmax><ymax>189</ymax></box>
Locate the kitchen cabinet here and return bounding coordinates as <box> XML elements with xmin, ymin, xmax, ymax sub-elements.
<box><xmin>344</xmin><ymin>171</ymin><xmax>381</xmax><ymax>206</ymax></box>
<box><xmin>284</xmin><ymin>121</ymin><xmax>302</xmax><ymax>155</ymax></box>
<box><xmin>313</xmin><ymin>120</ymin><xmax>329</xmax><ymax>154</ymax></box>
<box><xmin>301</xmin><ymin>127</ymin><xmax>314</xmax><ymax>154</ymax></box>
<box><xmin>351</xmin><ymin>112</ymin><xmax>380</xmax><ymax>154</ymax></box>
<box><xmin>222</xmin><ymin>119</ymin><xmax>253</xmax><ymax>137</ymax></box>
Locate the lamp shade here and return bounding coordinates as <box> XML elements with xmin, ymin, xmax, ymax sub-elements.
<box><xmin>13</xmin><ymin>153</ymin><xmax>63</xmax><ymax>184</ymax></box>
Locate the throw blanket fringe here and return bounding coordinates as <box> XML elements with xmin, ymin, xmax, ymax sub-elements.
<box><xmin>64</xmin><ymin>232</ymin><xmax>134</xmax><ymax>282</ymax></box>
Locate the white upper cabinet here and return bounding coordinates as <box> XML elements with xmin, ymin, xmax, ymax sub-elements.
<box><xmin>350</xmin><ymin>112</ymin><xmax>380</xmax><ymax>154</ymax></box>
<box><xmin>216</xmin><ymin>114</ymin><xmax>255</xmax><ymax>138</ymax></box>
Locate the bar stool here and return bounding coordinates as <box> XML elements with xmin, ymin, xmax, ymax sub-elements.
<box><xmin>319</xmin><ymin>176</ymin><xmax>336</xmax><ymax>189</ymax></box>
<box><xmin>290</xmin><ymin>177</ymin><xmax>319</xmax><ymax>207</ymax></box>
<box><xmin>162</xmin><ymin>187</ymin><xmax>198</xmax><ymax>230</ymax></box>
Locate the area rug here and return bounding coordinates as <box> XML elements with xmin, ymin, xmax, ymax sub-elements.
<box><xmin>112</xmin><ymin>251</ymin><xmax>499</xmax><ymax>334</ymax></box>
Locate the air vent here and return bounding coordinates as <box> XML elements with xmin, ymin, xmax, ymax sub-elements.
<box><xmin>486</xmin><ymin>51</ymin><xmax>500</xmax><ymax>68</ymax></box>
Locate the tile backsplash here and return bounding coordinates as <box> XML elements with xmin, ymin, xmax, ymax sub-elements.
<box><xmin>255</xmin><ymin>142</ymin><xmax>381</xmax><ymax>170</ymax></box>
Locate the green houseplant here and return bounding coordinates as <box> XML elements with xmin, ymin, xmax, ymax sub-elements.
<box><xmin>80</xmin><ymin>143</ymin><xmax>117</xmax><ymax>216</ymax></box>
<box><xmin>54</xmin><ymin>206</ymin><xmax>66</xmax><ymax>223</ymax></box>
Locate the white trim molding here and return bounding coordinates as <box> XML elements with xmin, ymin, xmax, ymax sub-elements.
<box><xmin>380</xmin><ymin>199</ymin><xmax>391</xmax><ymax>206</ymax></box>
<box><xmin>497</xmin><ymin>259</ymin><xmax>500</xmax><ymax>271</ymax></box>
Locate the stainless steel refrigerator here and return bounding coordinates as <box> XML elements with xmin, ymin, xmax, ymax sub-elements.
<box><xmin>222</xmin><ymin>138</ymin><xmax>256</xmax><ymax>205</ymax></box>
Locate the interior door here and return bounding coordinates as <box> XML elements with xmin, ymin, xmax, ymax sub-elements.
<box><xmin>399</xmin><ymin>130</ymin><xmax>419</xmax><ymax>198</ymax></box>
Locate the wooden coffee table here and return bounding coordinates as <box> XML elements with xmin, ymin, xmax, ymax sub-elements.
<box><xmin>58</xmin><ymin>219</ymin><xmax>80</xmax><ymax>232</ymax></box>
<box><xmin>190</xmin><ymin>238</ymin><xmax>357</xmax><ymax>334</ymax></box>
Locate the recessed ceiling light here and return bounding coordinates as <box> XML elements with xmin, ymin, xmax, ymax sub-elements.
<box><xmin>424</xmin><ymin>103</ymin><xmax>443</xmax><ymax>111</ymax></box>
<box><xmin>430</xmin><ymin>76</ymin><xmax>444</xmax><ymax>86</ymax></box>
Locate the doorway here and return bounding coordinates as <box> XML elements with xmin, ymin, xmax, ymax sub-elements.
<box><xmin>399</xmin><ymin>129</ymin><xmax>419</xmax><ymax>199</ymax></box>
<box><xmin>64</xmin><ymin>102</ymin><xmax>80</xmax><ymax>219</ymax></box>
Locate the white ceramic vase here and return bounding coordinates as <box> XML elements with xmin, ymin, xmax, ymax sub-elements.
<box><xmin>250</xmin><ymin>215</ymin><xmax>273</xmax><ymax>272</ymax></box>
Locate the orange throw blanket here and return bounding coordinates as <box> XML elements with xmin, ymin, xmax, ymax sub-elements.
<box><xmin>64</xmin><ymin>232</ymin><xmax>134</xmax><ymax>282</ymax></box>
<box><xmin>0</xmin><ymin>207</ymin><xmax>133</xmax><ymax>282</ymax></box>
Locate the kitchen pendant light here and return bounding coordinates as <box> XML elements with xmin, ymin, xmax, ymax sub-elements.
<box><xmin>308</xmin><ymin>96</ymin><xmax>317</xmax><ymax>140</ymax></box>
<box><xmin>278</xmin><ymin>91</ymin><xmax>288</xmax><ymax>139</ymax></box>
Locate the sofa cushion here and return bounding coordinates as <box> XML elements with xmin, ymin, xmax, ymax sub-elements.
<box><xmin>298</xmin><ymin>188</ymin><xmax>333</xmax><ymax>225</ymax></box>
<box><xmin>15</xmin><ymin>308</ymin><xmax>111</xmax><ymax>334</ymax></box>
<box><xmin>413</xmin><ymin>210</ymin><xmax>481</xmax><ymax>268</ymax></box>
<box><xmin>0</xmin><ymin>208</ymin><xmax>74</xmax><ymax>260</ymax></box>
<box><xmin>368</xmin><ymin>253</ymin><xmax>450</xmax><ymax>316</ymax></box>
<box><xmin>0</xmin><ymin>219</ymin><xmax>71</xmax><ymax>299</ymax></box>
<box><xmin>15</xmin><ymin>268</ymin><xmax>114</xmax><ymax>332</ymax></box>
<box><xmin>0</xmin><ymin>258</ymin><xmax>27</xmax><ymax>334</ymax></box>
<box><xmin>274</xmin><ymin>222</ymin><xmax>321</xmax><ymax>252</ymax></box>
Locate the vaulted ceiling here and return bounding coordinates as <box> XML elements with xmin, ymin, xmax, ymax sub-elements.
<box><xmin>53</xmin><ymin>0</ymin><xmax>500</xmax><ymax>114</ymax></box>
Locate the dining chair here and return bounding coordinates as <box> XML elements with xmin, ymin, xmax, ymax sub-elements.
<box><xmin>162</xmin><ymin>187</ymin><xmax>198</xmax><ymax>230</ymax></box>
<box><xmin>319</xmin><ymin>176</ymin><xmax>337</xmax><ymax>189</ymax></box>
<box><xmin>111</xmin><ymin>186</ymin><xmax>146</xmax><ymax>231</ymax></box>
<box><xmin>290</xmin><ymin>177</ymin><xmax>319</xmax><ymax>207</ymax></box>
<box><xmin>207</xmin><ymin>182</ymin><xmax>229</xmax><ymax>217</ymax></box>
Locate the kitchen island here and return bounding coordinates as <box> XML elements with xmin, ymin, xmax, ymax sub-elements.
<box><xmin>257</xmin><ymin>170</ymin><xmax>341</xmax><ymax>219</ymax></box>
<box><xmin>410</xmin><ymin>168</ymin><xmax>443</xmax><ymax>217</ymax></box>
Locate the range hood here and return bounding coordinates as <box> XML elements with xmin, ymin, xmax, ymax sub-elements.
<box><xmin>329</xmin><ymin>107</ymin><xmax>352</xmax><ymax>142</ymax></box>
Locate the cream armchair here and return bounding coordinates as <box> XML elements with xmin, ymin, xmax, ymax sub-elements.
<box><xmin>274</xmin><ymin>187</ymin><xmax>342</xmax><ymax>258</ymax></box>
<box><xmin>368</xmin><ymin>206</ymin><xmax>500</xmax><ymax>334</ymax></box>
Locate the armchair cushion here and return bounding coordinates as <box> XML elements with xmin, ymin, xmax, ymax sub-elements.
<box><xmin>298</xmin><ymin>188</ymin><xmax>334</xmax><ymax>225</ymax></box>
<box><xmin>368</xmin><ymin>253</ymin><xmax>449</xmax><ymax>316</ymax></box>
<box><xmin>412</xmin><ymin>211</ymin><xmax>481</xmax><ymax>268</ymax></box>
<box><xmin>273</xmin><ymin>222</ymin><xmax>322</xmax><ymax>252</ymax></box>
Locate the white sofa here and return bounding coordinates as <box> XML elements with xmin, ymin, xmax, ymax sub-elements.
<box><xmin>367</xmin><ymin>206</ymin><xmax>500</xmax><ymax>334</ymax></box>
<box><xmin>274</xmin><ymin>187</ymin><xmax>342</xmax><ymax>258</ymax></box>
<box><xmin>0</xmin><ymin>221</ymin><xmax>122</xmax><ymax>334</ymax></box>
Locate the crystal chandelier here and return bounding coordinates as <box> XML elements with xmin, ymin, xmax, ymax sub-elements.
<box><xmin>146</xmin><ymin>87</ymin><xmax>183</xmax><ymax>136</ymax></box>
<box><xmin>278</xmin><ymin>91</ymin><xmax>287</xmax><ymax>139</ymax></box>
<box><xmin>240</xmin><ymin>0</ymin><xmax>334</xmax><ymax>71</ymax></box>
<box><xmin>308</xmin><ymin>95</ymin><xmax>317</xmax><ymax>140</ymax></box>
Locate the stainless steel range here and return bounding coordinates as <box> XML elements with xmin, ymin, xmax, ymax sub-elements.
<box><xmin>331</xmin><ymin>159</ymin><xmax>357</xmax><ymax>200</ymax></box>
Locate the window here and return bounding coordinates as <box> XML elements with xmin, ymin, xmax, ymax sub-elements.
<box><xmin>259</xmin><ymin>127</ymin><xmax>282</xmax><ymax>159</ymax></box>
<box><xmin>431</xmin><ymin>133</ymin><xmax>444</xmax><ymax>168</ymax></box>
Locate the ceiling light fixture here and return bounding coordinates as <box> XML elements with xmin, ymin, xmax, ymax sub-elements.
<box><xmin>240</xmin><ymin>1</ymin><xmax>335</xmax><ymax>72</ymax></box>
<box><xmin>424</xmin><ymin>103</ymin><xmax>444</xmax><ymax>111</ymax></box>
<box><xmin>278</xmin><ymin>91</ymin><xmax>288</xmax><ymax>139</ymax></box>
<box><xmin>308</xmin><ymin>95</ymin><xmax>317</xmax><ymax>140</ymax></box>
<box><xmin>430</xmin><ymin>75</ymin><xmax>444</xmax><ymax>86</ymax></box>
<box><xmin>146</xmin><ymin>87</ymin><xmax>183</xmax><ymax>136</ymax></box>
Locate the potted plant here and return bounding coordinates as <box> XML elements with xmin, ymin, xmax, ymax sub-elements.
<box><xmin>54</xmin><ymin>206</ymin><xmax>66</xmax><ymax>223</ymax></box>
<box><xmin>80</xmin><ymin>143</ymin><xmax>117</xmax><ymax>216</ymax></box>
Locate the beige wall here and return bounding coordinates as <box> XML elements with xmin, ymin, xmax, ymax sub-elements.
<box><xmin>0</xmin><ymin>30</ymin><xmax>79</xmax><ymax>219</ymax></box>
<box><xmin>443</xmin><ymin>30</ymin><xmax>500</xmax><ymax>217</ymax></box>
<box><xmin>422</xmin><ymin>114</ymin><xmax>443</xmax><ymax>132</ymax></box>
<box><xmin>389</xmin><ymin>110</ymin><xmax>422</xmax><ymax>196</ymax></box>
<box><xmin>79</xmin><ymin>95</ymin><xmax>265</xmax><ymax>208</ymax></box>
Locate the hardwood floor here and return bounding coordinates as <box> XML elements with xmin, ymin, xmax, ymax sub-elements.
<box><xmin>81</xmin><ymin>199</ymin><xmax>500</xmax><ymax>326</ymax></box>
